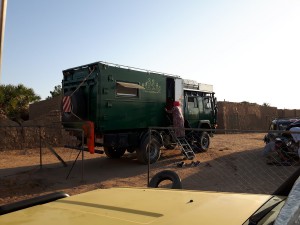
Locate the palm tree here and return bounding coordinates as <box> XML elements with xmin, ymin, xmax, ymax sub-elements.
<box><xmin>0</xmin><ymin>84</ymin><xmax>41</xmax><ymax>122</ymax></box>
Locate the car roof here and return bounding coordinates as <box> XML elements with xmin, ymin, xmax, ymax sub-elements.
<box><xmin>286</xmin><ymin>120</ymin><xmax>300</xmax><ymax>130</ymax></box>
<box><xmin>273</xmin><ymin>118</ymin><xmax>300</xmax><ymax>123</ymax></box>
<box><xmin>271</xmin><ymin>118</ymin><xmax>300</xmax><ymax>126</ymax></box>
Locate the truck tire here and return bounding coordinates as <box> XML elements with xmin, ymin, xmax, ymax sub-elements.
<box><xmin>197</xmin><ymin>131</ymin><xmax>210</xmax><ymax>151</ymax></box>
<box><xmin>137</xmin><ymin>135</ymin><xmax>161</xmax><ymax>164</ymax></box>
<box><xmin>104</xmin><ymin>147</ymin><xmax>126</xmax><ymax>158</ymax></box>
<box><xmin>61</xmin><ymin>90</ymin><xmax>86</xmax><ymax>122</ymax></box>
<box><xmin>149</xmin><ymin>170</ymin><xmax>182</xmax><ymax>189</ymax></box>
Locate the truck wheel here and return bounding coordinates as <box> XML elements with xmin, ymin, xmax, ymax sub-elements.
<box><xmin>104</xmin><ymin>147</ymin><xmax>126</xmax><ymax>158</ymax></box>
<box><xmin>137</xmin><ymin>135</ymin><xmax>161</xmax><ymax>164</ymax></box>
<box><xmin>197</xmin><ymin>131</ymin><xmax>210</xmax><ymax>151</ymax></box>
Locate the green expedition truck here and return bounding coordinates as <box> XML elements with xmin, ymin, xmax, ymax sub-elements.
<box><xmin>61</xmin><ymin>61</ymin><xmax>217</xmax><ymax>164</ymax></box>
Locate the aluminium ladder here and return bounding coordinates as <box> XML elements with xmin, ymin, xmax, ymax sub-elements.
<box><xmin>170</xmin><ymin>131</ymin><xmax>195</xmax><ymax>160</ymax></box>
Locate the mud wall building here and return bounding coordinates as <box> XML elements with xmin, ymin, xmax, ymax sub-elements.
<box><xmin>1</xmin><ymin>98</ymin><xmax>300</xmax><ymax>150</ymax></box>
<box><xmin>28</xmin><ymin>98</ymin><xmax>300</xmax><ymax>131</ymax></box>
<box><xmin>29</xmin><ymin>96</ymin><xmax>62</xmax><ymax>120</ymax></box>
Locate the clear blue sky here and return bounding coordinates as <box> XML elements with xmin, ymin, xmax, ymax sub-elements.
<box><xmin>1</xmin><ymin>0</ymin><xmax>300</xmax><ymax>109</ymax></box>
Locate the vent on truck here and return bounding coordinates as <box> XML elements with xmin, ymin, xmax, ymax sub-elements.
<box><xmin>61</xmin><ymin>89</ymin><xmax>86</xmax><ymax>122</ymax></box>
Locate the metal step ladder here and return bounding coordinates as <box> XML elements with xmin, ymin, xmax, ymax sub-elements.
<box><xmin>170</xmin><ymin>131</ymin><xmax>195</xmax><ymax>160</ymax></box>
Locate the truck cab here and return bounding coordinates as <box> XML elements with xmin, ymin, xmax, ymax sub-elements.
<box><xmin>166</xmin><ymin>78</ymin><xmax>217</xmax><ymax>128</ymax></box>
<box><xmin>166</xmin><ymin>78</ymin><xmax>217</xmax><ymax>151</ymax></box>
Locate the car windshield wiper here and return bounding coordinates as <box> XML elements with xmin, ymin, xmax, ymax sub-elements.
<box><xmin>247</xmin><ymin>197</ymin><xmax>285</xmax><ymax>225</ymax></box>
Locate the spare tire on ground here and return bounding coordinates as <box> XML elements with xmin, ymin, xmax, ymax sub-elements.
<box><xmin>149</xmin><ymin>170</ymin><xmax>182</xmax><ymax>189</ymax></box>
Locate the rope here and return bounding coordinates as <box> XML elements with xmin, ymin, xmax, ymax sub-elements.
<box><xmin>69</xmin><ymin>65</ymin><xmax>96</xmax><ymax>97</ymax></box>
<box><xmin>70</xmin><ymin>110</ymin><xmax>82</xmax><ymax>120</ymax></box>
<box><xmin>65</xmin><ymin>65</ymin><xmax>96</xmax><ymax>120</ymax></box>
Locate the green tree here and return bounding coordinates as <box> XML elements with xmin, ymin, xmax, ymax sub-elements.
<box><xmin>262</xmin><ymin>103</ymin><xmax>270</xmax><ymax>107</ymax></box>
<box><xmin>0</xmin><ymin>84</ymin><xmax>41</xmax><ymax>122</ymax></box>
<box><xmin>46</xmin><ymin>85</ymin><xmax>62</xmax><ymax>99</ymax></box>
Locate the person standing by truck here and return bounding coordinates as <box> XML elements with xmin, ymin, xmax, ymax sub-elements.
<box><xmin>166</xmin><ymin>101</ymin><xmax>185</xmax><ymax>138</ymax></box>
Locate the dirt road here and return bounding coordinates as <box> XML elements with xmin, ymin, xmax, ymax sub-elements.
<box><xmin>0</xmin><ymin>133</ymin><xmax>298</xmax><ymax>205</ymax></box>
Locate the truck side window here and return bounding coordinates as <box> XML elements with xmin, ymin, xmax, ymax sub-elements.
<box><xmin>116</xmin><ymin>81</ymin><xmax>140</xmax><ymax>97</ymax></box>
<box><xmin>188</xmin><ymin>97</ymin><xmax>198</xmax><ymax>108</ymax></box>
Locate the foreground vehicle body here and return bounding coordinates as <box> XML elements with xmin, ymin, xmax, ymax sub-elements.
<box><xmin>1</xmin><ymin>169</ymin><xmax>300</xmax><ymax>225</ymax></box>
<box><xmin>0</xmin><ymin>188</ymin><xmax>284</xmax><ymax>225</ymax></box>
<box><xmin>61</xmin><ymin>61</ymin><xmax>218</xmax><ymax>164</ymax></box>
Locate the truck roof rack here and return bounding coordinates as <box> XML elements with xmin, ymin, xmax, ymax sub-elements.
<box><xmin>183</xmin><ymin>79</ymin><xmax>214</xmax><ymax>93</ymax></box>
<box><xmin>63</xmin><ymin>61</ymin><xmax>181</xmax><ymax>79</ymax></box>
<box><xmin>99</xmin><ymin>61</ymin><xmax>181</xmax><ymax>78</ymax></box>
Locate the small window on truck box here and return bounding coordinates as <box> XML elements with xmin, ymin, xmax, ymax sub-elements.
<box><xmin>116</xmin><ymin>81</ymin><xmax>144</xmax><ymax>97</ymax></box>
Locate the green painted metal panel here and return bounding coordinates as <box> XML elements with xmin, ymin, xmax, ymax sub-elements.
<box><xmin>62</xmin><ymin>62</ymin><xmax>170</xmax><ymax>133</ymax></box>
<box><xmin>98</xmin><ymin>64</ymin><xmax>167</xmax><ymax>131</ymax></box>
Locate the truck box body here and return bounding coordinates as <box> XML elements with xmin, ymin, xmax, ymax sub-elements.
<box><xmin>62</xmin><ymin>62</ymin><xmax>174</xmax><ymax>132</ymax></box>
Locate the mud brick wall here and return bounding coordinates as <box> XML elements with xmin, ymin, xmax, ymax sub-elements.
<box><xmin>277</xmin><ymin>109</ymin><xmax>300</xmax><ymax>118</ymax></box>
<box><xmin>29</xmin><ymin>98</ymin><xmax>300</xmax><ymax>131</ymax></box>
<box><xmin>0</xmin><ymin>115</ymin><xmax>23</xmax><ymax>150</ymax></box>
<box><xmin>217</xmin><ymin>102</ymin><xmax>278</xmax><ymax>131</ymax></box>
<box><xmin>2</xmin><ymin>98</ymin><xmax>300</xmax><ymax>150</ymax></box>
<box><xmin>23</xmin><ymin>110</ymin><xmax>65</xmax><ymax>148</ymax></box>
<box><xmin>29</xmin><ymin>95</ymin><xmax>62</xmax><ymax>120</ymax></box>
<box><xmin>0</xmin><ymin>110</ymin><xmax>72</xmax><ymax>150</ymax></box>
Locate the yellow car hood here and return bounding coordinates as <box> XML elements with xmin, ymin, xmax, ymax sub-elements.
<box><xmin>0</xmin><ymin>188</ymin><xmax>272</xmax><ymax>225</ymax></box>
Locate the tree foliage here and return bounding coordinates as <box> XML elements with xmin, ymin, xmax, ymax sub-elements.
<box><xmin>0</xmin><ymin>84</ymin><xmax>41</xmax><ymax>122</ymax></box>
<box><xmin>46</xmin><ymin>85</ymin><xmax>62</xmax><ymax>99</ymax></box>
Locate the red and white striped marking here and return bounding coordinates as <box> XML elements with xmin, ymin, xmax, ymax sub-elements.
<box><xmin>62</xmin><ymin>96</ymin><xmax>71</xmax><ymax>113</ymax></box>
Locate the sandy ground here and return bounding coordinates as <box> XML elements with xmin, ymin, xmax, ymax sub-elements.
<box><xmin>0</xmin><ymin>133</ymin><xmax>299</xmax><ymax>206</ymax></box>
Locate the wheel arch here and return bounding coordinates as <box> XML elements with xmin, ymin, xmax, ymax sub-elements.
<box><xmin>198</xmin><ymin>120</ymin><xmax>214</xmax><ymax>137</ymax></box>
<box><xmin>198</xmin><ymin>120</ymin><xmax>212</xmax><ymax>129</ymax></box>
